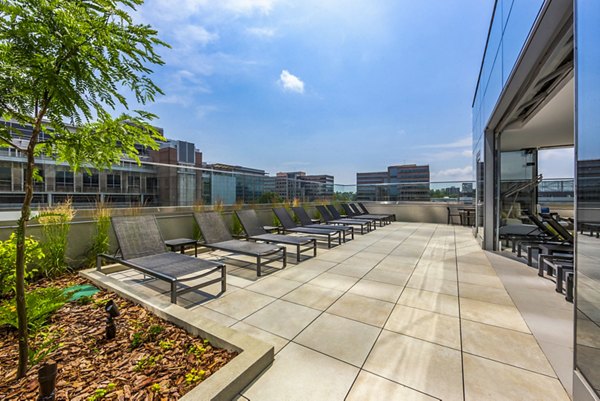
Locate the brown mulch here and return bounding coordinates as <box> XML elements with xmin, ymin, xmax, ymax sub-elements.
<box><xmin>0</xmin><ymin>275</ymin><xmax>238</xmax><ymax>400</ymax></box>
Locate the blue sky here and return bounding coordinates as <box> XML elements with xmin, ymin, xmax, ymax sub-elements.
<box><xmin>133</xmin><ymin>0</ymin><xmax>495</xmax><ymax>185</ymax></box>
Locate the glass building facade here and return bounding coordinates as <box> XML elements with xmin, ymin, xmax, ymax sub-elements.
<box><xmin>474</xmin><ymin>1</ymin><xmax>600</xmax><ymax>399</ymax></box>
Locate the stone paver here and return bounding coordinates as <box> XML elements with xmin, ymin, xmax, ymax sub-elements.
<box><xmin>106</xmin><ymin>222</ymin><xmax>569</xmax><ymax>400</ymax></box>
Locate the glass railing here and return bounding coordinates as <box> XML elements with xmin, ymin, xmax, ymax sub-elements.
<box><xmin>0</xmin><ymin>152</ymin><xmax>575</xmax><ymax>211</ymax></box>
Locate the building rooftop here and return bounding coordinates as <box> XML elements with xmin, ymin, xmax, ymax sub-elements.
<box><xmin>93</xmin><ymin>221</ymin><xmax>571</xmax><ymax>400</ymax></box>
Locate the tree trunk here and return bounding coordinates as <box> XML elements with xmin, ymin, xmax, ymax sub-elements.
<box><xmin>15</xmin><ymin>121</ymin><xmax>41</xmax><ymax>379</ymax></box>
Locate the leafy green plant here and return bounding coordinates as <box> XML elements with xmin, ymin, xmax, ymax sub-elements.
<box><xmin>28</xmin><ymin>328</ymin><xmax>63</xmax><ymax>366</ymax></box>
<box><xmin>88</xmin><ymin>383</ymin><xmax>115</xmax><ymax>401</ymax></box>
<box><xmin>0</xmin><ymin>0</ymin><xmax>168</xmax><ymax>378</ymax></box>
<box><xmin>185</xmin><ymin>368</ymin><xmax>206</xmax><ymax>385</ymax></box>
<box><xmin>37</xmin><ymin>199</ymin><xmax>75</xmax><ymax>277</ymax></box>
<box><xmin>0</xmin><ymin>233</ymin><xmax>43</xmax><ymax>297</ymax></box>
<box><xmin>87</xmin><ymin>202</ymin><xmax>111</xmax><ymax>268</ymax></box>
<box><xmin>147</xmin><ymin>324</ymin><xmax>164</xmax><ymax>341</ymax></box>
<box><xmin>134</xmin><ymin>354</ymin><xmax>161</xmax><ymax>372</ymax></box>
<box><xmin>159</xmin><ymin>339</ymin><xmax>174</xmax><ymax>350</ymax></box>
<box><xmin>187</xmin><ymin>342</ymin><xmax>206</xmax><ymax>358</ymax></box>
<box><xmin>130</xmin><ymin>331</ymin><xmax>145</xmax><ymax>349</ymax></box>
<box><xmin>0</xmin><ymin>287</ymin><xmax>68</xmax><ymax>333</ymax></box>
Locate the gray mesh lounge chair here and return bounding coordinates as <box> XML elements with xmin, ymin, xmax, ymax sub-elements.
<box><xmin>341</xmin><ymin>203</ymin><xmax>387</xmax><ymax>227</ymax></box>
<box><xmin>316</xmin><ymin>205</ymin><xmax>372</xmax><ymax>234</ymax></box>
<box><xmin>292</xmin><ymin>206</ymin><xmax>354</xmax><ymax>240</ymax></box>
<box><xmin>195</xmin><ymin>212</ymin><xmax>286</xmax><ymax>276</ymax></box>
<box><xmin>273</xmin><ymin>207</ymin><xmax>342</xmax><ymax>248</ymax></box>
<box><xmin>348</xmin><ymin>203</ymin><xmax>391</xmax><ymax>225</ymax></box>
<box><xmin>326</xmin><ymin>204</ymin><xmax>377</xmax><ymax>230</ymax></box>
<box><xmin>236</xmin><ymin>209</ymin><xmax>317</xmax><ymax>262</ymax></box>
<box><xmin>357</xmin><ymin>202</ymin><xmax>396</xmax><ymax>222</ymax></box>
<box><xmin>97</xmin><ymin>215</ymin><xmax>226</xmax><ymax>304</ymax></box>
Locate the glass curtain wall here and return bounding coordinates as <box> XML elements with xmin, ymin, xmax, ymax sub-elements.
<box><xmin>575</xmin><ymin>0</ymin><xmax>600</xmax><ymax>396</ymax></box>
<box><xmin>472</xmin><ymin>0</ymin><xmax>544</xmax><ymax>246</ymax></box>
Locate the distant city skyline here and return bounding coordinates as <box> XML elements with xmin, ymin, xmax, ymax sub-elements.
<box><xmin>125</xmin><ymin>0</ymin><xmax>571</xmax><ymax>185</ymax></box>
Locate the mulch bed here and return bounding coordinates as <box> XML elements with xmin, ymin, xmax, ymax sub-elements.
<box><xmin>0</xmin><ymin>275</ymin><xmax>238</xmax><ymax>400</ymax></box>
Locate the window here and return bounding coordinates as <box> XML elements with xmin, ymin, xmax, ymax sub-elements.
<box><xmin>56</xmin><ymin>170</ymin><xmax>74</xmax><ymax>186</ymax></box>
<box><xmin>0</xmin><ymin>166</ymin><xmax>11</xmax><ymax>189</ymax></box>
<box><xmin>106</xmin><ymin>174</ymin><xmax>121</xmax><ymax>189</ymax></box>
<box><xmin>127</xmin><ymin>175</ymin><xmax>140</xmax><ymax>190</ymax></box>
<box><xmin>146</xmin><ymin>177</ymin><xmax>158</xmax><ymax>192</ymax></box>
<box><xmin>83</xmin><ymin>173</ymin><xmax>99</xmax><ymax>188</ymax></box>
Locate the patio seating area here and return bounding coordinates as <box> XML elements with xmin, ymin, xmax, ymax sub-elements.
<box><xmin>94</xmin><ymin>220</ymin><xmax>571</xmax><ymax>401</ymax></box>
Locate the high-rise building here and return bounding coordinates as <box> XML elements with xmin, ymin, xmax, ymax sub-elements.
<box><xmin>356</xmin><ymin>164</ymin><xmax>430</xmax><ymax>201</ymax></box>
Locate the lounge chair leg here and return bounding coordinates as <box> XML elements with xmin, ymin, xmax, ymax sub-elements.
<box><xmin>297</xmin><ymin>244</ymin><xmax>301</xmax><ymax>263</ymax></box>
<box><xmin>328</xmin><ymin>235</ymin><xmax>331</xmax><ymax>249</ymax></box>
<box><xmin>338</xmin><ymin>232</ymin><xmax>342</xmax><ymax>245</ymax></box>
<box><xmin>313</xmin><ymin>239</ymin><xmax>317</xmax><ymax>257</ymax></box>
<box><xmin>351</xmin><ymin>227</ymin><xmax>354</xmax><ymax>240</ymax></box>
<box><xmin>170</xmin><ymin>282</ymin><xmax>177</xmax><ymax>304</ymax></box>
<box><xmin>283</xmin><ymin>248</ymin><xmax>287</xmax><ymax>268</ymax></box>
<box><xmin>257</xmin><ymin>256</ymin><xmax>262</xmax><ymax>277</ymax></box>
<box><xmin>221</xmin><ymin>267</ymin><xmax>226</xmax><ymax>293</ymax></box>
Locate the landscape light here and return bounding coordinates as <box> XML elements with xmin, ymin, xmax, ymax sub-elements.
<box><xmin>105</xmin><ymin>300</ymin><xmax>120</xmax><ymax>340</ymax></box>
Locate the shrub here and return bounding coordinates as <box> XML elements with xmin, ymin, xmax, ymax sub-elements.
<box><xmin>0</xmin><ymin>233</ymin><xmax>44</xmax><ymax>297</ymax></box>
<box><xmin>0</xmin><ymin>287</ymin><xmax>69</xmax><ymax>333</ymax></box>
<box><xmin>86</xmin><ymin>203</ymin><xmax>111</xmax><ymax>268</ymax></box>
<box><xmin>38</xmin><ymin>199</ymin><xmax>75</xmax><ymax>277</ymax></box>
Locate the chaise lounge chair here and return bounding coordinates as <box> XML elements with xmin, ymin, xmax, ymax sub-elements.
<box><xmin>291</xmin><ymin>207</ymin><xmax>354</xmax><ymax>240</ymax></box>
<box><xmin>97</xmin><ymin>215</ymin><xmax>226</xmax><ymax>304</ymax></box>
<box><xmin>236</xmin><ymin>209</ymin><xmax>317</xmax><ymax>262</ymax></box>
<box><xmin>357</xmin><ymin>202</ymin><xmax>396</xmax><ymax>222</ymax></box>
<box><xmin>327</xmin><ymin>204</ymin><xmax>381</xmax><ymax>229</ymax></box>
<box><xmin>315</xmin><ymin>205</ymin><xmax>372</xmax><ymax>234</ymax></box>
<box><xmin>343</xmin><ymin>203</ymin><xmax>390</xmax><ymax>226</ymax></box>
<box><xmin>195</xmin><ymin>212</ymin><xmax>286</xmax><ymax>277</ymax></box>
<box><xmin>273</xmin><ymin>207</ymin><xmax>342</xmax><ymax>248</ymax></box>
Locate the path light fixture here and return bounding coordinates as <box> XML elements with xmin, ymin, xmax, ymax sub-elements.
<box><xmin>105</xmin><ymin>300</ymin><xmax>120</xmax><ymax>340</ymax></box>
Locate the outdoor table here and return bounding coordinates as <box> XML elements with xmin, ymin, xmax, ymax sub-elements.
<box><xmin>458</xmin><ymin>207</ymin><xmax>475</xmax><ymax>226</ymax></box>
<box><xmin>165</xmin><ymin>238</ymin><xmax>198</xmax><ymax>257</ymax></box>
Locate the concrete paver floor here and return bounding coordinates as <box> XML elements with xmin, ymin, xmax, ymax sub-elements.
<box><xmin>111</xmin><ymin>222</ymin><xmax>573</xmax><ymax>400</ymax></box>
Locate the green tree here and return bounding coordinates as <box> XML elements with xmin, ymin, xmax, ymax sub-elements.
<box><xmin>0</xmin><ymin>0</ymin><xmax>168</xmax><ymax>378</ymax></box>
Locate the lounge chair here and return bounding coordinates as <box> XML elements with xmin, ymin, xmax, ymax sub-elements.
<box><xmin>338</xmin><ymin>203</ymin><xmax>385</xmax><ymax>227</ymax></box>
<box><xmin>344</xmin><ymin>203</ymin><xmax>390</xmax><ymax>226</ymax></box>
<box><xmin>272</xmin><ymin>207</ymin><xmax>342</xmax><ymax>248</ymax></box>
<box><xmin>195</xmin><ymin>212</ymin><xmax>286</xmax><ymax>277</ymax></box>
<box><xmin>315</xmin><ymin>205</ymin><xmax>372</xmax><ymax>234</ymax></box>
<box><xmin>97</xmin><ymin>215</ymin><xmax>226</xmax><ymax>304</ymax></box>
<box><xmin>357</xmin><ymin>202</ymin><xmax>396</xmax><ymax>222</ymax></box>
<box><xmin>236</xmin><ymin>209</ymin><xmax>317</xmax><ymax>262</ymax></box>
<box><xmin>291</xmin><ymin>206</ymin><xmax>354</xmax><ymax>240</ymax></box>
<box><xmin>325</xmin><ymin>204</ymin><xmax>376</xmax><ymax>231</ymax></box>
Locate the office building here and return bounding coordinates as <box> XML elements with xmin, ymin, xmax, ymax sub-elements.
<box><xmin>356</xmin><ymin>164</ymin><xmax>430</xmax><ymax>201</ymax></box>
<box><xmin>473</xmin><ymin>1</ymin><xmax>598</xmax><ymax>399</ymax></box>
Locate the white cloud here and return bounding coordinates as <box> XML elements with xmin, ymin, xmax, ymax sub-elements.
<box><xmin>279</xmin><ymin>70</ymin><xmax>305</xmax><ymax>94</ymax></box>
<box><xmin>431</xmin><ymin>165</ymin><xmax>473</xmax><ymax>182</ymax></box>
<box><xmin>174</xmin><ymin>25</ymin><xmax>219</xmax><ymax>47</ymax></box>
<box><xmin>223</xmin><ymin>0</ymin><xmax>277</xmax><ymax>15</ymax></box>
<box><xmin>246</xmin><ymin>27</ymin><xmax>276</xmax><ymax>38</ymax></box>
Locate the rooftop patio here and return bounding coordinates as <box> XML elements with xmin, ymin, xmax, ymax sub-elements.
<box><xmin>86</xmin><ymin>222</ymin><xmax>572</xmax><ymax>401</ymax></box>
